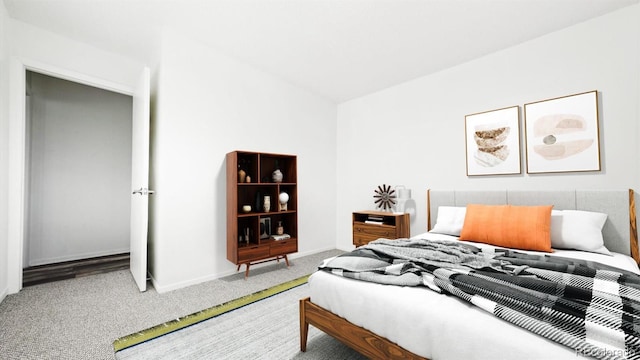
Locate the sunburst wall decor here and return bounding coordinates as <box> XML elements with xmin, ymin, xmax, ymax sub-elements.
<box><xmin>373</xmin><ymin>184</ymin><xmax>396</xmax><ymax>211</ymax></box>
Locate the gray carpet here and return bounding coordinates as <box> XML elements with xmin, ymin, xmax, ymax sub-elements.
<box><xmin>115</xmin><ymin>284</ymin><xmax>366</xmax><ymax>360</ymax></box>
<box><xmin>0</xmin><ymin>249</ymin><xmax>352</xmax><ymax>360</ymax></box>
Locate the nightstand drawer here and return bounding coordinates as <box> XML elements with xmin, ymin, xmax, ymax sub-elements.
<box><xmin>270</xmin><ymin>239</ymin><xmax>297</xmax><ymax>256</ymax></box>
<box><xmin>353</xmin><ymin>224</ymin><xmax>396</xmax><ymax>238</ymax></box>
<box><xmin>238</xmin><ymin>245</ymin><xmax>270</xmax><ymax>262</ymax></box>
<box><xmin>353</xmin><ymin>234</ymin><xmax>378</xmax><ymax>247</ymax></box>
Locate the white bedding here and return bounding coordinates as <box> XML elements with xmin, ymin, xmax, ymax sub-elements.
<box><xmin>308</xmin><ymin>233</ymin><xmax>640</xmax><ymax>360</ymax></box>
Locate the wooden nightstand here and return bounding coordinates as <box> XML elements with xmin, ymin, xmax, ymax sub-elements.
<box><xmin>352</xmin><ymin>211</ymin><xmax>410</xmax><ymax>247</ymax></box>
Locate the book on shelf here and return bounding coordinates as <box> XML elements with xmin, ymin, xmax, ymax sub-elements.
<box><xmin>270</xmin><ymin>234</ymin><xmax>291</xmax><ymax>241</ymax></box>
<box><xmin>364</xmin><ymin>220</ymin><xmax>384</xmax><ymax>225</ymax></box>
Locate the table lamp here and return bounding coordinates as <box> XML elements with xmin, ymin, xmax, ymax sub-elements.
<box><xmin>394</xmin><ymin>185</ymin><xmax>411</xmax><ymax>214</ymax></box>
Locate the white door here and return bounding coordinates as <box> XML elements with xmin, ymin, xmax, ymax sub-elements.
<box><xmin>130</xmin><ymin>67</ymin><xmax>151</xmax><ymax>292</ymax></box>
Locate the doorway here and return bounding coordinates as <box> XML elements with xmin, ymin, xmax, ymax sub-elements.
<box><xmin>8</xmin><ymin>59</ymin><xmax>150</xmax><ymax>294</ymax></box>
<box><xmin>23</xmin><ymin>71</ymin><xmax>133</xmax><ymax>285</ymax></box>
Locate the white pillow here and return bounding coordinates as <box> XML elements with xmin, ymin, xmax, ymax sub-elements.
<box><xmin>550</xmin><ymin>209</ymin><xmax>611</xmax><ymax>255</ymax></box>
<box><xmin>430</xmin><ymin>206</ymin><xmax>466</xmax><ymax>236</ymax></box>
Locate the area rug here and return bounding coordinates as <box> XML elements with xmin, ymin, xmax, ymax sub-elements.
<box><xmin>113</xmin><ymin>275</ymin><xmax>366</xmax><ymax>359</ymax></box>
<box><xmin>113</xmin><ymin>274</ymin><xmax>310</xmax><ymax>353</ymax></box>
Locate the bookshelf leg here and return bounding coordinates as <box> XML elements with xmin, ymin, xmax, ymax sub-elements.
<box><xmin>284</xmin><ymin>255</ymin><xmax>290</xmax><ymax>267</ymax></box>
<box><xmin>244</xmin><ymin>263</ymin><xmax>250</xmax><ymax>279</ymax></box>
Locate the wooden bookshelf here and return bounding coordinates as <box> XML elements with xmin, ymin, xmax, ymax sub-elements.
<box><xmin>226</xmin><ymin>151</ymin><xmax>298</xmax><ymax>277</ymax></box>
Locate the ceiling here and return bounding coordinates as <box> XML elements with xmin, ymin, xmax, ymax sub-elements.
<box><xmin>4</xmin><ymin>0</ymin><xmax>639</xmax><ymax>103</ymax></box>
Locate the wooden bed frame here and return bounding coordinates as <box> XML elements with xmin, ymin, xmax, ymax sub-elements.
<box><xmin>299</xmin><ymin>297</ymin><xmax>426</xmax><ymax>359</ymax></box>
<box><xmin>299</xmin><ymin>189</ymin><xmax>639</xmax><ymax>359</ymax></box>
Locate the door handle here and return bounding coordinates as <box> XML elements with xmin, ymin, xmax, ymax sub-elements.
<box><xmin>132</xmin><ymin>187</ymin><xmax>155</xmax><ymax>195</ymax></box>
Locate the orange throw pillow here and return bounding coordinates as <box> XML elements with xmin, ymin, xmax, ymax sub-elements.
<box><xmin>459</xmin><ymin>204</ymin><xmax>553</xmax><ymax>252</ymax></box>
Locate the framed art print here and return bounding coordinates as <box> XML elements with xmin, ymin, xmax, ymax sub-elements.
<box><xmin>464</xmin><ymin>105</ymin><xmax>521</xmax><ymax>176</ymax></box>
<box><xmin>524</xmin><ymin>90</ymin><xmax>600</xmax><ymax>174</ymax></box>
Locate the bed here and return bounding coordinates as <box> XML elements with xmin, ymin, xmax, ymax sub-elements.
<box><xmin>299</xmin><ymin>189</ymin><xmax>640</xmax><ymax>360</ymax></box>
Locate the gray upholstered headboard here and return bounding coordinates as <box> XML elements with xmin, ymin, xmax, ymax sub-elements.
<box><xmin>427</xmin><ymin>189</ymin><xmax>639</xmax><ymax>263</ymax></box>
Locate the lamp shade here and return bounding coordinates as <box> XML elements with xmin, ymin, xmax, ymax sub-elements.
<box><xmin>394</xmin><ymin>185</ymin><xmax>411</xmax><ymax>214</ymax></box>
<box><xmin>397</xmin><ymin>187</ymin><xmax>411</xmax><ymax>200</ymax></box>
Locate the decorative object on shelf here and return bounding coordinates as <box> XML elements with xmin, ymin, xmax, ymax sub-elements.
<box><xmin>263</xmin><ymin>195</ymin><xmax>271</xmax><ymax>212</ymax></box>
<box><xmin>393</xmin><ymin>186</ymin><xmax>411</xmax><ymax>214</ymax></box>
<box><xmin>278</xmin><ymin>192</ymin><xmax>289</xmax><ymax>211</ymax></box>
<box><xmin>260</xmin><ymin>217</ymin><xmax>271</xmax><ymax>239</ymax></box>
<box><xmin>465</xmin><ymin>105</ymin><xmax>521</xmax><ymax>176</ymax></box>
<box><xmin>276</xmin><ymin>221</ymin><xmax>284</xmax><ymax>235</ymax></box>
<box><xmin>373</xmin><ymin>184</ymin><xmax>396</xmax><ymax>211</ymax></box>
<box><xmin>255</xmin><ymin>191</ymin><xmax>261</xmax><ymax>212</ymax></box>
<box><xmin>270</xmin><ymin>233</ymin><xmax>290</xmax><ymax>241</ymax></box>
<box><xmin>524</xmin><ymin>90</ymin><xmax>600</xmax><ymax>174</ymax></box>
<box><xmin>238</xmin><ymin>167</ymin><xmax>246</xmax><ymax>183</ymax></box>
<box><xmin>244</xmin><ymin>227</ymin><xmax>250</xmax><ymax>244</ymax></box>
<box><xmin>273</xmin><ymin>159</ymin><xmax>283</xmax><ymax>183</ymax></box>
<box><xmin>242</xmin><ymin>205</ymin><xmax>252</xmax><ymax>213</ymax></box>
<box><xmin>245</xmin><ymin>175</ymin><xmax>251</xmax><ymax>183</ymax></box>
<box><xmin>272</xmin><ymin>169</ymin><xmax>283</xmax><ymax>183</ymax></box>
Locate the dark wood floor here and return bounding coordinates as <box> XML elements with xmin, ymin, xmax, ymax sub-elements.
<box><xmin>22</xmin><ymin>253</ymin><xmax>130</xmax><ymax>287</ymax></box>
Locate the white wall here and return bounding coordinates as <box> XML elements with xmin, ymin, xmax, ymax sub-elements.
<box><xmin>149</xmin><ymin>31</ymin><xmax>337</xmax><ymax>292</ymax></box>
<box><xmin>336</xmin><ymin>5</ymin><xmax>640</xmax><ymax>251</ymax></box>
<box><xmin>0</xmin><ymin>1</ymin><xmax>10</xmax><ymax>302</ymax></box>
<box><xmin>8</xmin><ymin>20</ymin><xmax>142</xmax><ymax>91</ymax></box>
<box><xmin>26</xmin><ymin>72</ymin><xmax>132</xmax><ymax>266</ymax></box>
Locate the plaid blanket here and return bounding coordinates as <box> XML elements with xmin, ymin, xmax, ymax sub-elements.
<box><xmin>319</xmin><ymin>238</ymin><xmax>640</xmax><ymax>360</ymax></box>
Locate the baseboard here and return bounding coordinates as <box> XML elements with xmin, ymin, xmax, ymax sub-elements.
<box><xmin>151</xmin><ymin>271</ymin><xmax>223</xmax><ymax>294</ymax></box>
<box><xmin>0</xmin><ymin>286</ymin><xmax>8</xmax><ymax>304</ymax></box>
<box><xmin>151</xmin><ymin>247</ymin><xmax>342</xmax><ymax>294</ymax></box>
<box><xmin>289</xmin><ymin>246</ymin><xmax>340</xmax><ymax>259</ymax></box>
<box><xmin>336</xmin><ymin>244</ymin><xmax>356</xmax><ymax>252</ymax></box>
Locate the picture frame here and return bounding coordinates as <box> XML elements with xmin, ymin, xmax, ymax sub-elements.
<box><xmin>464</xmin><ymin>105</ymin><xmax>521</xmax><ymax>176</ymax></box>
<box><xmin>259</xmin><ymin>217</ymin><xmax>271</xmax><ymax>239</ymax></box>
<box><xmin>524</xmin><ymin>90</ymin><xmax>600</xmax><ymax>174</ymax></box>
